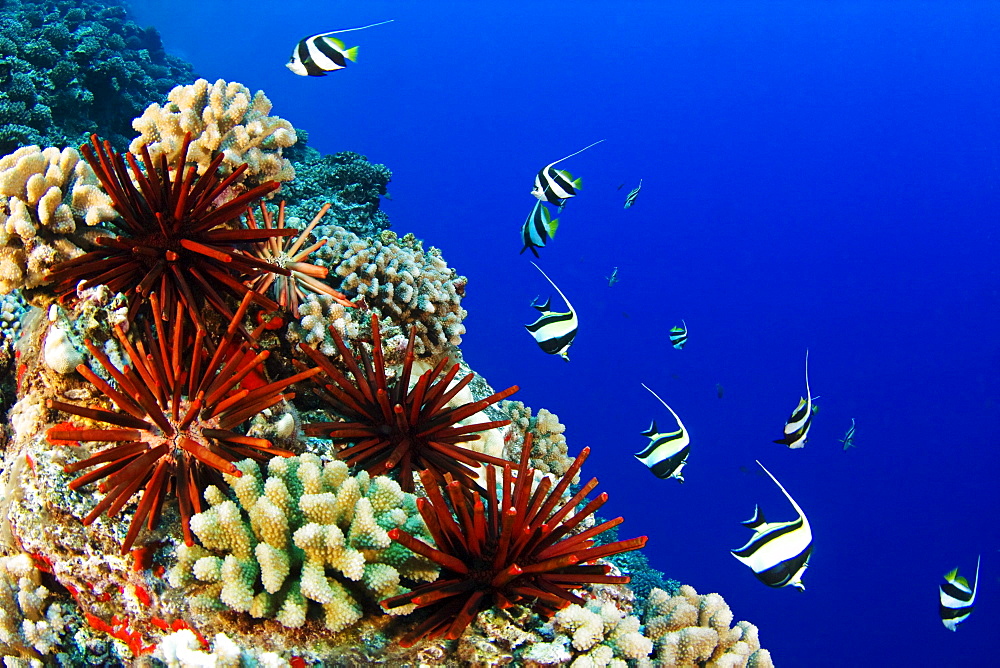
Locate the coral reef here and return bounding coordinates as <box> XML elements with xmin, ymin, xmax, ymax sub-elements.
<box><xmin>45</xmin><ymin>291</ymin><xmax>312</xmax><ymax>553</ymax></box>
<box><xmin>0</xmin><ymin>0</ymin><xmax>195</xmax><ymax>155</ymax></box>
<box><xmin>381</xmin><ymin>436</ymin><xmax>648</xmax><ymax>646</ymax></box>
<box><xmin>169</xmin><ymin>453</ymin><xmax>438</xmax><ymax>633</ymax></box>
<box><xmin>281</xmin><ymin>145</ymin><xmax>391</xmax><ymax>237</ymax></box>
<box><xmin>0</xmin><ymin>144</ymin><xmax>117</xmax><ymax>296</ymax></box>
<box><xmin>0</xmin><ymin>553</ymin><xmax>76</xmax><ymax>663</ymax></box>
<box><xmin>45</xmin><ymin>134</ymin><xmax>294</xmax><ymax>325</ymax></box>
<box><xmin>642</xmin><ymin>585</ymin><xmax>774</xmax><ymax>668</ymax></box>
<box><xmin>245</xmin><ymin>200</ymin><xmax>357</xmax><ymax>316</ymax></box>
<box><xmin>301</xmin><ymin>312</ymin><xmax>518</xmax><ymax>492</ymax></box>
<box><xmin>311</xmin><ymin>226</ymin><xmax>468</xmax><ymax>356</ymax></box>
<box><xmin>503</xmin><ymin>400</ymin><xmax>573</xmax><ymax>478</ymax></box>
<box><xmin>130</xmin><ymin>78</ymin><xmax>297</xmax><ymax>192</ymax></box>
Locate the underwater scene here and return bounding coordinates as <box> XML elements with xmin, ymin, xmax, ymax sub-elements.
<box><xmin>0</xmin><ymin>0</ymin><xmax>997</xmax><ymax>665</ymax></box>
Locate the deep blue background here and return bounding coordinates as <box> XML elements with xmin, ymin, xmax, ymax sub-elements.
<box><xmin>128</xmin><ymin>1</ymin><xmax>1000</xmax><ymax>664</ymax></box>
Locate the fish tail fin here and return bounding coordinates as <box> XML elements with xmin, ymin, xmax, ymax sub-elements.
<box><xmin>344</xmin><ymin>46</ymin><xmax>359</xmax><ymax>62</ymax></box>
<box><xmin>572</xmin><ymin>176</ymin><xmax>583</xmax><ymax>189</ymax></box>
<box><xmin>547</xmin><ymin>217</ymin><xmax>559</xmax><ymax>237</ymax></box>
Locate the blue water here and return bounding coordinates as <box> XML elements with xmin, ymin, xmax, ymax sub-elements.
<box><xmin>130</xmin><ymin>2</ymin><xmax>999</xmax><ymax>664</ymax></box>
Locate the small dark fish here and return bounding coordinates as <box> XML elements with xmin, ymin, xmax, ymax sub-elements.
<box><xmin>623</xmin><ymin>179</ymin><xmax>643</xmax><ymax>209</ymax></box>
<box><xmin>940</xmin><ymin>556</ymin><xmax>980</xmax><ymax>631</ymax></box>
<box><xmin>606</xmin><ymin>267</ymin><xmax>619</xmax><ymax>287</ymax></box>
<box><xmin>524</xmin><ymin>262</ymin><xmax>578</xmax><ymax>360</ymax></box>
<box><xmin>716</xmin><ymin>383</ymin><xmax>725</xmax><ymax>399</ymax></box>
<box><xmin>634</xmin><ymin>383</ymin><xmax>691</xmax><ymax>482</ymax></box>
<box><xmin>731</xmin><ymin>461</ymin><xmax>813</xmax><ymax>591</ymax></box>
<box><xmin>669</xmin><ymin>320</ymin><xmax>688</xmax><ymax>349</ymax></box>
<box><xmin>839</xmin><ymin>418</ymin><xmax>856</xmax><ymax>450</ymax></box>
<box><xmin>519</xmin><ymin>200</ymin><xmax>559</xmax><ymax>257</ymax></box>
<box><xmin>287</xmin><ymin>20</ymin><xmax>394</xmax><ymax>77</ymax></box>
<box><xmin>617</xmin><ymin>183</ymin><xmax>625</xmax><ymax>190</ymax></box>
<box><xmin>531</xmin><ymin>140</ymin><xmax>605</xmax><ymax>207</ymax></box>
<box><xmin>774</xmin><ymin>350</ymin><xmax>813</xmax><ymax>449</ymax></box>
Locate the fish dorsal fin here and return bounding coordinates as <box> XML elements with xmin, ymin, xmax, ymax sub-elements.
<box><xmin>804</xmin><ymin>349</ymin><xmax>812</xmax><ymax>410</ymax></box>
<box><xmin>531</xmin><ymin>296</ymin><xmax>552</xmax><ymax>312</ymax></box>
<box><xmin>641</xmin><ymin>420</ymin><xmax>658</xmax><ymax>438</ymax></box>
<box><xmin>547</xmin><ymin>139</ymin><xmax>606</xmax><ymax>167</ymax></box>
<box><xmin>971</xmin><ymin>554</ymin><xmax>982</xmax><ymax>599</ymax></box>
<box><xmin>317</xmin><ymin>19</ymin><xmax>395</xmax><ymax>37</ymax></box>
<box><xmin>530</xmin><ymin>262</ymin><xmax>575</xmax><ymax>316</ymax></box>
<box><xmin>641</xmin><ymin>383</ymin><xmax>686</xmax><ymax>434</ymax></box>
<box><xmin>741</xmin><ymin>504</ymin><xmax>767</xmax><ymax>529</ymax></box>
<box><xmin>944</xmin><ymin>567</ymin><xmax>959</xmax><ymax>583</ymax></box>
<box><xmin>755</xmin><ymin>460</ymin><xmax>808</xmax><ymax>529</ymax></box>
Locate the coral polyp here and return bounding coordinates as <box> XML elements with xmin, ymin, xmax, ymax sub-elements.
<box><xmin>300</xmin><ymin>313</ymin><xmax>519</xmax><ymax>492</ymax></box>
<box><xmin>380</xmin><ymin>435</ymin><xmax>649</xmax><ymax>646</ymax></box>
<box><xmin>245</xmin><ymin>200</ymin><xmax>357</xmax><ymax>316</ymax></box>
<box><xmin>46</xmin><ymin>133</ymin><xmax>297</xmax><ymax>327</ymax></box>
<box><xmin>45</xmin><ymin>292</ymin><xmax>319</xmax><ymax>554</ymax></box>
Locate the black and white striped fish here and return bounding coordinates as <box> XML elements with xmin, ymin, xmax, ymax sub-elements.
<box><xmin>531</xmin><ymin>140</ymin><xmax>605</xmax><ymax>207</ymax></box>
<box><xmin>634</xmin><ymin>383</ymin><xmax>690</xmax><ymax>482</ymax></box>
<box><xmin>519</xmin><ymin>201</ymin><xmax>559</xmax><ymax>257</ymax></box>
<box><xmin>940</xmin><ymin>556</ymin><xmax>980</xmax><ymax>631</ymax></box>
<box><xmin>524</xmin><ymin>262</ymin><xmax>578</xmax><ymax>360</ymax></box>
<box><xmin>623</xmin><ymin>179</ymin><xmax>643</xmax><ymax>209</ymax></box>
<box><xmin>731</xmin><ymin>460</ymin><xmax>813</xmax><ymax>590</ymax></box>
<box><xmin>286</xmin><ymin>20</ymin><xmax>394</xmax><ymax>77</ymax></box>
<box><xmin>669</xmin><ymin>320</ymin><xmax>688</xmax><ymax>349</ymax></box>
<box><xmin>774</xmin><ymin>350</ymin><xmax>813</xmax><ymax>449</ymax></box>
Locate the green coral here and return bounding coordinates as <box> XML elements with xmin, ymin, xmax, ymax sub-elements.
<box><xmin>169</xmin><ymin>454</ymin><xmax>438</xmax><ymax>633</ymax></box>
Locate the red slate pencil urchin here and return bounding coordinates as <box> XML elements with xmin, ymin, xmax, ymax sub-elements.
<box><xmin>299</xmin><ymin>312</ymin><xmax>519</xmax><ymax>492</ymax></box>
<box><xmin>46</xmin><ymin>133</ymin><xmax>298</xmax><ymax>328</ymax></box>
<box><xmin>380</xmin><ymin>434</ymin><xmax>649</xmax><ymax>646</ymax></box>
<box><xmin>45</xmin><ymin>291</ymin><xmax>321</xmax><ymax>554</ymax></box>
<box><xmin>245</xmin><ymin>200</ymin><xmax>358</xmax><ymax>316</ymax></box>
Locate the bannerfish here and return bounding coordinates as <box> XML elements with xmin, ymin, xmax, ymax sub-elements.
<box><xmin>731</xmin><ymin>460</ymin><xmax>813</xmax><ymax>591</ymax></box>
<box><xmin>531</xmin><ymin>139</ymin><xmax>605</xmax><ymax>207</ymax></box>
<box><xmin>670</xmin><ymin>320</ymin><xmax>688</xmax><ymax>349</ymax></box>
<box><xmin>839</xmin><ymin>418</ymin><xmax>856</xmax><ymax>450</ymax></box>
<box><xmin>624</xmin><ymin>179</ymin><xmax>643</xmax><ymax>209</ymax></box>
<box><xmin>774</xmin><ymin>350</ymin><xmax>813</xmax><ymax>449</ymax></box>
<box><xmin>524</xmin><ymin>262</ymin><xmax>578</xmax><ymax>360</ymax></box>
<box><xmin>606</xmin><ymin>266</ymin><xmax>619</xmax><ymax>287</ymax></box>
<box><xmin>940</xmin><ymin>556</ymin><xmax>980</xmax><ymax>631</ymax></box>
<box><xmin>634</xmin><ymin>383</ymin><xmax>691</xmax><ymax>482</ymax></box>
<box><xmin>287</xmin><ymin>20</ymin><xmax>394</xmax><ymax>77</ymax></box>
<box><xmin>519</xmin><ymin>200</ymin><xmax>559</xmax><ymax>257</ymax></box>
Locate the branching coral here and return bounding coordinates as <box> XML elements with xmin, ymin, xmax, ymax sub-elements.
<box><xmin>245</xmin><ymin>200</ymin><xmax>357</xmax><ymax>317</ymax></box>
<box><xmin>300</xmin><ymin>312</ymin><xmax>518</xmax><ymax>492</ymax></box>
<box><xmin>0</xmin><ymin>144</ymin><xmax>117</xmax><ymax>294</ymax></box>
<box><xmin>642</xmin><ymin>585</ymin><xmax>774</xmax><ymax>668</ymax></box>
<box><xmin>380</xmin><ymin>436</ymin><xmax>648</xmax><ymax>646</ymax></box>
<box><xmin>0</xmin><ymin>553</ymin><xmax>74</xmax><ymax>662</ymax></box>
<box><xmin>46</xmin><ymin>133</ymin><xmax>296</xmax><ymax>327</ymax></box>
<box><xmin>130</xmin><ymin>78</ymin><xmax>297</xmax><ymax>191</ymax></box>
<box><xmin>169</xmin><ymin>453</ymin><xmax>438</xmax><ymax>633</ymax></box>
<box><xmin>44</xmin><ymin>292</ymin><xmax>317</xmax><ymax>553</ymax></box>
<box><xmin>313</xmin><ymin>227</ymin><xmax>468</xmax><ymax>356</ymax></box>
<box><xmin>503</xmin><ymin>400</ymin><xmax>573</xmax><ymax>478</ymax></box>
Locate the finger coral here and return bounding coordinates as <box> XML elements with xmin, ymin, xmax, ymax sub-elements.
<box><xmin>46</xmin><ymin>133</ymin><xmax>296</xmax><ymax>327</ymax></box>
<box><xmin>0</xmin><ymin>144</ymin><xmax>117</xmax><ymax>295</ymax></box>
<box><xmin>45</xmin><ymin>292</ymin><xmax>314</xmax><ymax>554</ymax></box>
<box><xmin>301</xmin><ymin>312</ymin><xmax>518</xmax><ymax>492</ymax></box>
<box><xmin>380</xmin><ymin>436</ymin><xmax>648</xmax><ymax>647</ymax></box>
<box><xmin>169</xmin><ymin>453</ymin><xmax>438</xmax><ymax>633</ymax></box>
<box><xmin>130</xmin><ymin>78</ymin><xmax>297</xmax><ymax>192</ymax></box>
